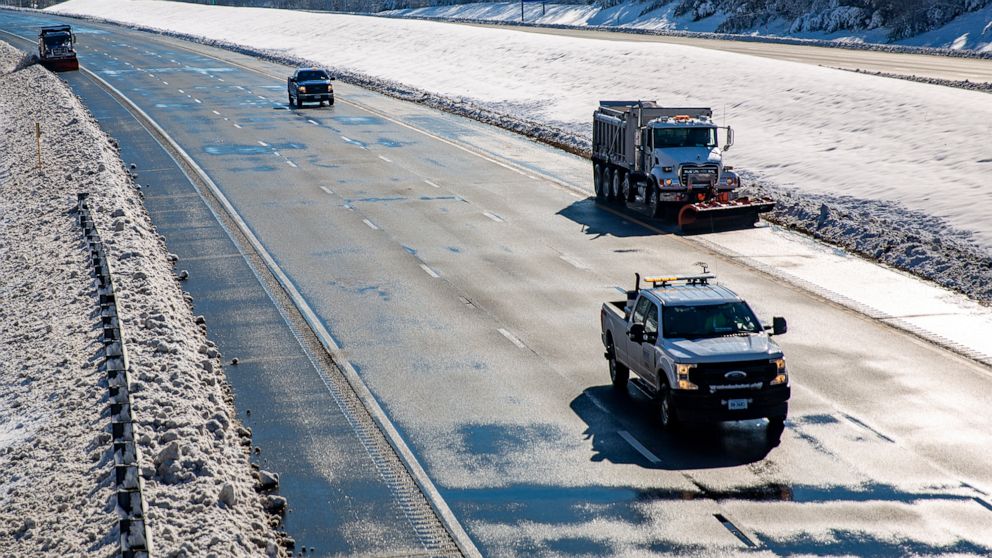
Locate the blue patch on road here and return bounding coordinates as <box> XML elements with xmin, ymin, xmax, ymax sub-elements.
<box><xmin>203</xmin><ymin>145</ymin><xmax>269</xmax><ymax>156</ymax></box>
<box><xmin>332</xmin><ymin>116</ymin><xmax>384</xmax><ymax>126</ymax></box>
<box><xmin>377</xmin><ymin>138</ymin><xmax>405</xmax><ymax>148</ymax></box>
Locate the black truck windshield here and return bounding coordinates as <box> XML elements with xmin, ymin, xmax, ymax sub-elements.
<box><xmin>662</xmin><ymin>302</ymin><xmax>762</xmax><ymax>339</ymax></box>
<box><xmin>297</xmin><ymin>71</ymin><xmax>329</xmax><ymax>81</ymax></box>
<box><xmin>654</xmin><ymin>127</ymin><xmax>717</xmax><ymax>148</ymax></box>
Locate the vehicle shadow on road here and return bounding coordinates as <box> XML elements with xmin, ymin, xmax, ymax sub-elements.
<box><xmin>570</xmin><ymin>386</ymin><xmax>776</xmax><ymax>470</ymax></box>
<box><xmin>557</xmin><ymin>198</ymin><xmax>677</xmax><ymax>239</ymax></box>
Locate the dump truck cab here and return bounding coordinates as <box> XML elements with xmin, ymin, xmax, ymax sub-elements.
<box><xmin>647</xmin><ymin>114</ymin><xmax>739</xmax><ymax>206</ymax></box>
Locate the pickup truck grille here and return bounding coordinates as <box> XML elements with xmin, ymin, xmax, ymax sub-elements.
<box><xmin>680</xmin><ymin>164</ymin><xmax>719</xmax><ymax>186</ymax></box>
<box><xmin>304</xmin><ymin>84</ymin><xmax>329</xmax><ymax>94</ymax></box>
<box><xmin>690</xmin><ymin>360</ymin><xmax>776</xmax><ymax>391</ymax></box>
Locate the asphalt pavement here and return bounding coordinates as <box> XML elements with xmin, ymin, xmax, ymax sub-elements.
<box><xmin>3</xmin><ymin>10</ymin><xmax>992</xmax><ymax>557</ymax></box>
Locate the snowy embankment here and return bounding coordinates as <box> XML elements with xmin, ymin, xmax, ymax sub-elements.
<box><xmin>0</xmin><ymin>41</ymin><xmax>286</xmax><ymax>556</ymax></box>
<box><xmin>383</xmin><ymin>1</ymin><xmax>992</xmax><ymax>53</ymax></box>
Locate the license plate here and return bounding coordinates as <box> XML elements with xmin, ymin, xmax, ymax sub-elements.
<box><xmin>728</xmin><ymin>399</ymin><xmax>748</xmax><ymax>411</ymax></box>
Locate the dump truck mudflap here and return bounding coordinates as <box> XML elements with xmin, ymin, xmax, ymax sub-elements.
<box><xmin>677</xmin><ymin>197</ymin><xmax>775</xmax><ymax>233</ymax></box>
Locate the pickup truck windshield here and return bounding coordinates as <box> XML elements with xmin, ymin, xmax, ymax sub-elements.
<box><xmin>297</xmin><ymin>71</ymin><xmax>329</xmax><ymax>81</ymax></box>
<box><xmin>662</xmin><ymin>302</ymin><xmax>762</xmax><ymax>339</ymax></box>
<box><xmin>654</xmin><ymin>127</ymin><xmax>717</xmax><ymax>149</ymax></box>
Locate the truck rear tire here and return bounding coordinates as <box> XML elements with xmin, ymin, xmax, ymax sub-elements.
<box><xmin>607</xmin><ymin>339</ymin><xmax>629</xmax><ymax>390</ymax></box>
<box><xmin>622</xmin><ymin>174</ymin><xmax>635</xmax><ymax>203</ymax></box>
<box><xmin>611</xmin><ymin>169</ymin><xmax>622</xmax><ymax>204</ymax></box>
<box><xmin>657</xmin><ymin>383</ymin><xmax>679</xmax><ymax>430</ymax></box>
<box><xmin>594</xmin><ymin>163</ymin><xmax>607</xmax><ymax>203</ymax></box>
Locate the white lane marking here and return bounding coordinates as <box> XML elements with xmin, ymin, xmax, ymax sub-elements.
<box><xmin>233</xmin><ymin>123</ymin><xmax>242</xmax><ymax>129</ymax></box>
<box><xmin>162</xmin><ymin>80</ymin><xmax>168</xmax><ymax>85</ymax></box>
<box><xmin>194</xmin><ymin>98</ymin><xmax>202</xmax><ymax>104</ymax></box>
<box><xmin>319</xmin><ymin>186</ymin><xmax>334</xmax><ymax>195</ymax></box>
<box><xmin>286</xmin><ymin>160</ymin><xmax>297</xmax><ymax>168</ymax></box>
<box><xmin>273</xmin><ymin>151</ymin><xmax>281</xmax><ymax>157</ymax></box>
<box><xmin>378</xmin><ymin>155</ymin><xmax>392</xmax><ymax>163</ymax></box>
<box><xmin>497</xmin><ymin>328</ymin><xmax>527</xmax><ymax>349</ymax></box>
<box><xmin>424</xmin><ymin>179</ymin><xmax>440</xmax><ymax>189</ymax></box>
<box><xmin>362</xmin><ymin>219</ymin><xmax>379</xmax><ymax>230</ymax></box>
<box><xmin>218</xmin><ymin>78</ymin><xmax>225</xmax><ymax>82</ymax></box>
<box><xmin>527</xmin><ymin>175</ymin><xmax>540</xmax><ymax>180</ymax></box>
<box><xmin>559</xmin><ymin>254</ymin><xmax>587</xmax><ymax>270</ymax></box>
<box><xmin>257</xmin><ymin>95</ymin><xmax>266</xmax><ymax>100</ymax></box>
<box><xmin>419</xmin><ymin>264</ymin><xmax>440</xmax><ymax>278</ymax></box>
<box><xmin>307</xmin><ymin>119</ymin><xmax>319</xmax><ymax>126</ymax></box>
<box><xmin>343</xmin><ymin>203</ymin><xmax>354</xmax><ymax>211</ymax></box>
<box><xmin>235</xmin><ymin>85</ymin><xmax>245</xmax><ymax>90</ymax></box>
<box><xmin>223</xmin><ymin>117</ymin><xmax>229</xmax><ymax>121</ymax></box>
<box><xmin>177</xmin><ymin>89</ymin><xmax>184</xmax><ymax>93</ymax></box>
<box><xmin>618</xmin><ymin>431</ymin><xmax>661</xmax><ymax>464</ymax></box>
<box><xmin>340</xmin><ymin>135</ymin><xmax>351</xmax><ymax>142</ymax></box>
<box><xmin>257</xmin><ymin>140</ymin><xmax>269</xmax><ymax>147</ymax></box>
<box><xmin>483</xmin><ymin>211</ymin><xmax>504</xmax><ymax>223</ymax></box>
<box><xmin>212</xmin><ymin>110</ymin><xmax>221</xmax><ymax>115</ymax></box>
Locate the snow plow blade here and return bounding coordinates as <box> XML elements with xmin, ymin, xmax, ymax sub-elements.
<box><xmin>677</xmin><ymin>197</ymin><xmax>775</xmax><ymax>233</ymax></box>
<box><xmin>40</xmin><ymin>57</ymin><xmax>79</xmax><ymax>72</ymax></box>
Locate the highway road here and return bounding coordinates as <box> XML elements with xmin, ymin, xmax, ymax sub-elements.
<box><xmin>4</xmin><ymin>10</ymin><xmax>992</xmax><ymax>557</ymax></box>
<box><xmin>457</xmin><ymin>21</ymin><xmax>992</xmax><ymax>83</ymax></box>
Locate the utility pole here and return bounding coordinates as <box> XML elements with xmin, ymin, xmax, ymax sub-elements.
<box><xmin>520</xmin><ymin>0</ymin><xmax>524</xmax><ymax>22</ymax></box>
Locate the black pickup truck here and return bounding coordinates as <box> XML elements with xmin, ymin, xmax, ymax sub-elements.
<box><xmin>287</xmin><ymin>68</ymin><xmax>334</xmax><ymax>108</ymax></box>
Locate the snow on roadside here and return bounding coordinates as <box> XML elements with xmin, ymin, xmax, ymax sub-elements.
<box><xmin>383</xmin><ymin>1</ymin><xmax>992</xmax><ymax>53</ymax></box>
<box><xmin>46</xmin><ymin>0</ymin><xmax>992</xmax><ymax>305</ymax></box>
<box><xmin>0</xmin><ymin>40</ymin><xmax>286</xmax><ymax>557</ymax></box>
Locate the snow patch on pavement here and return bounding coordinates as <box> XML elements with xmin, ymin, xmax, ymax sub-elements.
<box><xmin>0</xmin><ymin>39</ymin><xmax>286</xmax><ymax>557</ymax></box>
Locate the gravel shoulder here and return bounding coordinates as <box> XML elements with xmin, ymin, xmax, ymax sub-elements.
<box><xmin>0</xmin><ymin>40</ymin><xmax>287</xmax><ymax>557</ymax></box>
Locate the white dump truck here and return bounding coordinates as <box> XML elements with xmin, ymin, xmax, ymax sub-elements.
<box><xmin>592</xmin><ymin>101</ymin><xmax>773</xmax><ymax>232</ymax></box>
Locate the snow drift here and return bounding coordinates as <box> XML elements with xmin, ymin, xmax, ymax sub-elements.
<box><xmin>0</xmin><ymin>39</ymin><xmax>286</xmax><ymax>557</ymax></box>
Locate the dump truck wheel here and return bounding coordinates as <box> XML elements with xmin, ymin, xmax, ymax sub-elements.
<box><xmin>611</xmin><ymin>169</ymin><xmax>622</xmax><ymax>204</ymax></box>
<box><xmin>622</xmin><ymin>174</ymin><xmax>635</xmax><ymax>203</ymax></box>
<box><xmin>647</xmin><ymin>187</ymin><xmax>662</xmax><ymax>218</ymax></box>
<box><xmin>594</xmin><ymin>163</ymin><xmax>606</xmax><ymax>203</ymax></box>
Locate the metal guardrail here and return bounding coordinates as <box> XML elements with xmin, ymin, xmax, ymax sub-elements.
<box><xmin>76</xmin><ymin>192</ymin><xmax>153</xmax><ymax>558</ymax></box>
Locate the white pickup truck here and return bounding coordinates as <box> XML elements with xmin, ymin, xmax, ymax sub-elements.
<box><xmin>600</xmin><ymin>273</ymin><xmax>790</xmax><ymax>435</ymax></box>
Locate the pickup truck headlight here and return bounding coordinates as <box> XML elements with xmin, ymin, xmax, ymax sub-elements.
<box><xmin>770</xmin><ymin>358</ymin><xmax>788</xmax><ymax>385</ymax></box>
<box><xmin>298</xmin><ymin>86</ymin><xmax>306</xmax><ymax>92</ymax></box>
<box><xmin>675</xmin><ymin>363</ymin><xmax>698</xmax><ymax>390</ymax></box>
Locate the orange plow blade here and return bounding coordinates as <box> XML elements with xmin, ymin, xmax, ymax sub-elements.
<box><xmin>677</xmin><ymin>196</ymin><xmax>775</xmax><ymax>233</ymax></box>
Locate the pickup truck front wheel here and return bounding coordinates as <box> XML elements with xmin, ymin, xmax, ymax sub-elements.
<box><xmin>606</xmin><ymin>339</ymin><xmax>628</xmax><ymax>390</ymax></box>
<box><xmin>657</xmin><ymin>384</ymin><xmax>678</xmax><ymax>430</ymax></box>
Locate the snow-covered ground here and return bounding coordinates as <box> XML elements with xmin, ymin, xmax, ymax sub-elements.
<box><xmin>48</xmin><ymin>1</ymin><xmax>992</xmax><ymax>279</ymax></box>
<box><xmin>0</xmin><ymin>40</ymin><xmax>286</xmax><ymax>557</ymax></box>
<box><xmin>384</xmin><ymin>1</ymin><xmax>992</xmax><ymax>52</ymax></box>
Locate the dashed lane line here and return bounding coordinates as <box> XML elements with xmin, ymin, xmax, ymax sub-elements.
<box><xmin>424</xmin><ymin>180</ymin><xmax>441</xmax><ymax>189</ymax></box>
<box><xmin>419</xmin><ymin>264</ymin><xmax>440</xmax><ymax>278</ymax></box>
<box><xmin>378</xmin><ymin>155</ymin><xmax>393</xmax><ymax>163</ymax></box>
<box><xmin>482</xmin><ymin>211</ymin><xmax>504</xmax><ymax>223</ymax></box>
<box><xmin>363</xmin><ymin>219</ymin><xmax>380</xmax><ymax>231</ymax></box>
<box><xmin>286</xmin><ymin>160</ymin><xmax>297</xmax><ymax>168</ymax></box>
<box><xmin>497</xmin><ymin>328</ymin><xmax>527</xmax><ymax>349</ymax></box>
<box><xmin>319</xmin><ymin>186</ymin><xmax>334</xmax><ymax>195</ymax></box>
<box><xmin>618</xmin><ymin>431</ymin><xmax>661</xmax><ymax>465</ymax></box>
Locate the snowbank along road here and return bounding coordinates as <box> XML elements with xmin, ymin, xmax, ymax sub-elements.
<box><xmin>4</xmin><ymin>7</ymin><xmax>992</xmax><ymax>558</ymax></box>
<box><xmin>0</xmin><ymin>38</ymin><xmax>287</xmax><ymax>557</ymax></box>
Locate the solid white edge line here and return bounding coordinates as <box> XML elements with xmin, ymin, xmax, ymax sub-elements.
<box><xmin>78</xmin><ymin>66</ymin><xmax>482</xmax><ymax>558</ymax></box>
<box><xmin>618</xmin><ymin>431</ymin><xmax>661</xmax><ymax>464</ymax></box>
<box><xmin>497</xmin><ymin>328</ymin><xmax>526</xmax><ymax>349</ymax></box>
<box><xmin>362</xmin><ymin>219</ymin><xmax>379</xmax><ymax>230</ymax></box>
<box><xmin>419</xmin><ymin>263</ymin><xmax>440</xmax><ymax>278</ymax></box>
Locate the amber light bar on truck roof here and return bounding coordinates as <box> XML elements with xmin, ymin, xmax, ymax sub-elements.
<box><xmin>635</xmin><ymin>273</ymin><xmax>715</xmax><ymax>289</ymax></box>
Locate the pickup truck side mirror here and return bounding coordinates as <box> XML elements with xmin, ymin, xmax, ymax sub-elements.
<box><xmin>771</xmin><ymin>316</ymin><xmax>787</xmax><ymax>336</ymax></box>
<box><xmin>628</xmin><ymin>323</ymin><xmax>645</xmax><ymax>343</ymax></box>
